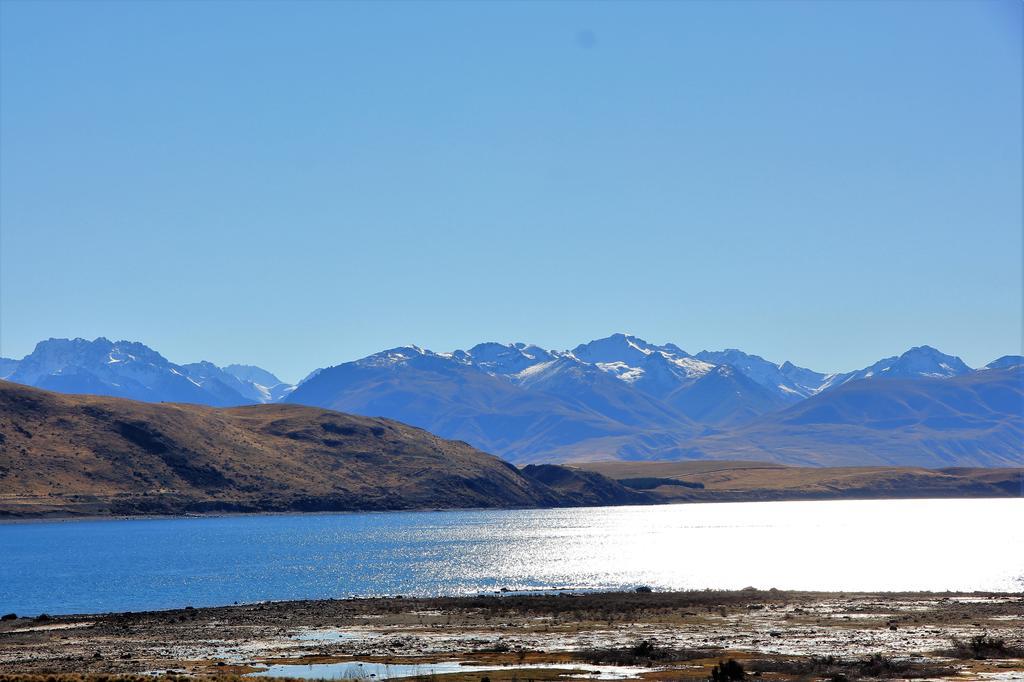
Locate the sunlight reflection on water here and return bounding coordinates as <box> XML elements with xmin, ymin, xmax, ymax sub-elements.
<box><xmin>1</xmin><ymin>498</ymin><xmax>1021</xmax><ymax>615</ymax></box>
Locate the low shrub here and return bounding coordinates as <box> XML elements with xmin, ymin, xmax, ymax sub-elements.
<box><xmin>750</xmin><ymin>654</ymin><xmax>954</xmax><ymax>680</ymax></box>
<box><xmin>944</xmin><ymin>633</ymin><xmax>1024</xmax><ymax>660</ymax></box>
<box><xmin>475</xmin><ymin>641</ymin><xmax>511</xmax><ymax>653</ymax></box>
<box><xmin>710</xmin><ymin>658</ymin><xmax>745</xmax><ymax>681</ymax></box>
<box><xmin>576</xmin><ymin>639</ymin><xmax>716</xmax><ymax>665</ymax></box>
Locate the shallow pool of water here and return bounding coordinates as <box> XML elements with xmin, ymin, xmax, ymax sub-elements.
<box><xmin>248</xmin><ymin>660</ymin><xmax>656</xmax><ymax>680</ymax></box>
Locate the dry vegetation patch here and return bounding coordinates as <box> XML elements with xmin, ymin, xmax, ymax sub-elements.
<box><xmin>940</xmin><ymin>633</ymin><xmax>1024</xmax><ymax>660</ymax></box>
<box><xmin>749</xmin><ymin>654</ymin><xmax>956</xmax><ymax>681</ymax></box>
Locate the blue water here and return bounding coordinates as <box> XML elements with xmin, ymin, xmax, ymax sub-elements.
<box><xmin>2</xmin><ymin>498</ymin><xmax>1022</xmax><ymax>616</ymax></box>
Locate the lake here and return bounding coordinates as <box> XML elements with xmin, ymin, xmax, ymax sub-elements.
<box><xmin>1</xmin><ymin>498</ymin><xmax>1021</xmax><ymax>616</ymax></box>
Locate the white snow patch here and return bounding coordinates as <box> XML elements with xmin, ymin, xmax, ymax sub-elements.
<box><xmin>514</xmin><ymin>360</ymin><xmax>557</xmax><ymax>381</ymax></box>
<box><xmin>626</xmin><ymin>338</ymin><xmax>654</xmax><ymax>356</ymax></box>
<box><xmin>665</xmin><ymin>355</ymin><xmax>715</xmax><ymax>378</ymax></box>
<box><xmin>596</xmin><ymin>362</ymin><xmax>645</xmax><ymax>383</ymax></box>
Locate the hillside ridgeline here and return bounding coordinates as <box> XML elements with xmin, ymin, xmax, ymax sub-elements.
<box><xmin>577</xmin><ymin>460</ymin><xmax>1024</xmax><ymax>502</ymax></box>
<box><xmin>0</xmin><ymin>381</ymin><xmax>644</xmax><ymax>518</ymax></box>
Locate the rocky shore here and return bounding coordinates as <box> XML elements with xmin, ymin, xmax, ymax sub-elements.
<box><xmin>1</xmin><ymin>590</ymin><xmax>1022</xmax><ymax>681</ymax></box>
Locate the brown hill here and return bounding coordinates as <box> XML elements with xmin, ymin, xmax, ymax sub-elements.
<box><xmin>0</xmin><ymin>381</ymin><xmax>643</xmax><ymax>518</ymax></box>
<box><xmin>577</xmin><ymin>460</ymin><xmax>1024</xmax><ymax>502</ymax></box>
<box><xmin>518</xmin><ymin>464</ymin><xmax>649</xmax><ymax>506</ymax></box>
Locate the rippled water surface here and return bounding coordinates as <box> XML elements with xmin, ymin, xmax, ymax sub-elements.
<box><xmin>2</xmin><ymin>498</ymin><xmax>1021</xmax><ymax>615</ymax></box>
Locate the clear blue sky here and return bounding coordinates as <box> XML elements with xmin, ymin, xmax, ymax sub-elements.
<box><xmin>1</xmin><ymin>0</ymin><xmax>1020</xmax><ymax>383</ymax></box>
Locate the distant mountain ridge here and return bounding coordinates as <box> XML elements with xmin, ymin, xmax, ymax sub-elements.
<box><xmin>2</xmin><ymin>334</ymin><xmax>1019</xmax><ymax>467</ymax></box>
<box><xmin>284</xmin><ymin>335</ymin><xmax>1020</xmax><ymax>465</ymax></box>
<box><xmin>0</xmin><ymin>358</ymin><xmax>18</xmax><ymax>380</ymax></box>
<box><xmin>985</xmin><ymin>355</ymin><xmax>1024</xmax><ymax>370</ymax></box>
<box><xmin>677</xmin><ymin>367</ymin><xmax>1023</xmax><ymax>467</ymax></box>
<box><xmin>3</xmin><ymin>338</ymin><xmax>294</xmax><ymax>408</ymax></box>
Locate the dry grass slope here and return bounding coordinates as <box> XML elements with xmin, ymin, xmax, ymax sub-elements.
<box><xmin>0</xmin><ymin>380</ymin><xmax>562</xmax><ymax>517</ymax></box>
<box><xmin>577</xmin><ymin>460</ymin><xmax>1024</xmax><ymax>502</ymax></box>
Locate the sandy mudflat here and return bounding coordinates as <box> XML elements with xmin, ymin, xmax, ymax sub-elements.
<box><xmin>0</xmin><ymin>591</ymin><xmax>1022</xmax><ymax>681</ymax></box>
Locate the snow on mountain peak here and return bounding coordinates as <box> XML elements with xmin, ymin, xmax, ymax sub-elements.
<box><xmin>8</xmin><ymin>335</ymin><xmax>1008</xmax><ymax>426</ymax></box>
<box><xmin>4</xmin><ymin>337</ymin><xmax>294</xmax><ymax>406</ymax></box>
<box><xmin>662</xmin><ymin>353</ymin><xmax>715</xmax><ymax>378</ymax></box>
<box><xmin>11</xmin><ymin>337</ymin><xmax>169</xmax><ymax>385</ymax></box>
<box><xmin>464</xmin><ymin>342</ymin><xmax>555</xmax><ymax>376</ymax></box>
<box><xmin>224</xmin><ymin>364</ymin><xmax>284</xmax><ymax>388</ymax></box>
<box><xmin>360</xmin><ymin>346</ymin><xmax>430</xmax><ymax>367</ymax></box>
<box><xmin>867</xmin><ymin>346</ymin><xmax>971</xmax><ymax>379</ymax></box>
<box><xmin>595</xmin><ymin>361</ymin><xmax>646</xmax><ymax>383</ymax></box>
<box><xmin>571</xmin><ymin>333</ymin><xmax>660</xmax><ymax>365</ymax></box>
<box><xmin>563</xmin><ymin>334</ymin><xmax>714</xmax><ymax>394</ymax></box>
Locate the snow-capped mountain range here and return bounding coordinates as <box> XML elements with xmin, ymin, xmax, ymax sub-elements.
<box><xmin>0</xmin><ymin>337</ymin><xmax>293</xmax><ymax>407</ymax></box>
<box><xmin>295</xmin><ymin>333</ymin><xmax>991</xmax><ymax>404</ymax></box>
<box><xmin>2</xmin><ymin>334</ymin><xmax>1020</xmax><ymax>466</ymax></box>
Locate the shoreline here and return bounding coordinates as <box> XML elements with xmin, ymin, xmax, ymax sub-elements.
<box><xmin>7</xmin><ymin>588</ymin><xmax>1024</xmax><ymax>621</ymax></box>
<box><xmin>1</xmin><ymin>590</ymin><xmax>1021</xmax><ymax>680</ymax></box>
<box><xmin>13</xmin><ymin>586</ymin><xmax>1024</xmax><ymax>622</ymax></box>
<box><xmin>2</xmin><ymin>490</ymin><xmax>1021</xmax><ymax>524</ymax></box>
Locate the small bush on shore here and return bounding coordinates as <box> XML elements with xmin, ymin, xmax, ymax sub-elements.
<box><xmin>943</xmin><ymin>633</ymin><xmax>1024</xmax><ymax>659</ymax></box>
<box><xmin>576</xmin><ymin>639</ymin><xmax>717</xmax><ymax>665</ymax></box>
<box><xmin>475</xmin><ymin>641</ymin><xmax>511</xmax><ymax>653</ymax></box>
<box><xmin>750</xmin><ymin>654</ymin><xmax>954</xmax><ymax>680</ymax></box>
<box><xmin>710</xmin><ymin>658</ymin><xmax>745</xmax><ymax>681</ymax></box>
